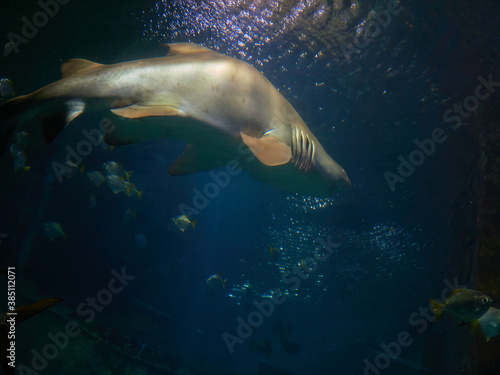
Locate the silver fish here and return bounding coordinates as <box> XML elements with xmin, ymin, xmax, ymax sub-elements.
<box><xmin>86</xmin><ymin>170</ymin><xmax>106</xmax><ymax>187</ymax></box>
<box><xmin>42</xmin><ymin>222</ymin><xmax>66</xmax><ymax>241</ymax></box>
<box><xmin>106</xmin><ymin>175</ymin><xmax>128</xmax><ymax>195</ymax></box>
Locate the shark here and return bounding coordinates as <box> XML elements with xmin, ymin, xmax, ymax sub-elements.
<box><xmin>0</xmin><ymin>43</ymin><xmax>350</xmax><ymax>197</ymax></box>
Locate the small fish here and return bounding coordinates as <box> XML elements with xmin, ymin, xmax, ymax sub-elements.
<box><xmin>474</xmin><ymin>307</ymin><xmax>500</xmax><ymax>342</ymax></box>
<box><xmin>10</xmin><ymin>131</ymin><xmax>31</xmax><ymax>172</ymax></box>
<box><xmin>106</xmin><ymin>175</ymin><xmax>129</xmax><ymax>195</ymax></box>
<box><xmin>171</xmin><ymin>215</ymin><xmax>196</xmax><ymax>232</ymax></box>
<box><xmin>269</xmin><ymin>245</ymin><xmax>280</xmax><ymax>259</ymax></box>
<box><xmin>429</xmin><ymin>288</ymin><xmax>492</xmax><ymax>323</ymax></box>
<box><xmin>86</xmin><ymin>170</ymin><xmax>106</xmax><ymax>187</ymax></box>
<box><xmin>0</xmin><ymin>78</ymin><xmax>14</xmax><ymax>99</ymax></box>
<box><xmin>65</xmin><ymin>160</ymin><xmax>84</xmax><ymax>172</ymax></box>
<box><xmin>11</xmin><ymin>148</ymin><xmax>30</xmax><ymax>172</ymax></box>
<box><xmin>124</xmin><ymin>181</ymin><xmax>142</xmax><ymax>198</ymax></box>
<box><xmin>207</xmin><ymin>273</ymin><xmax>227</xmax><ymax>290</ymax></box>
<box><xmin>64</xmin><ymin>160</ymin><xmax>85</xmax><ymax>178</ymax></box>
<box><xmin>103</xmin><ymin>161</ymin><xmax>132</xmax><ymax>180</ymax></box>
<box><xmin>13</xmin><ymin>131</ymin><xmax>29</xmax><ymax>147</ymax></box>
<box><xmin>3</xmin><ymin>42</ymin><xmax>13</xmax><ymax>57</ymax></box>
<box><xmin>135</xmin><ymin>233</ymin><xmax>147</xmax><ymax>247</ymax></box>
<box><xmin>97</xmin><ymin>133</ymin><xmax>113</xmax><ymax>151</ymax></box>
<box><xmin>122</xmin><ymin>208</ymin><xmax>137</xmax><ymax>225</ymax></box>
<box><xmin>300</xmin><ymin>259</ymin><xmax>315</xmax><ymax>273</ymax></box>
<box><xmin>43</xmin><ymin>222</ymin><xmax>66</xmax><ymax>241</ymax></box>
<box><xmin>89</xmin><ymin>194</ymin><xmax>96</xmax><ymax>210</ymax></box>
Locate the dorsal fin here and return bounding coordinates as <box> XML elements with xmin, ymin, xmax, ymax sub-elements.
<box><xmin>162</xmin><ymin>43</ymin><xmax>216</xmax><ymax>56</ymax></box>
<box><xmin>61</xmin><ymin>59</ymin><xmax>103</xmax><ymax>78</ymax></box>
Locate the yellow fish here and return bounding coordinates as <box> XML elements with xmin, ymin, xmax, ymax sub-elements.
<box><xmin>207</xmin><ymin>273</ymin><xmax>227</xmax><ymax>290</ymax></box>
<box><xmin>269</xmin><ymin>245</ymin><xmax>280</xmax><ymax>258</ymax></box>
<box><xmin>106</xmin><ymin>175</ymin><xmax>128</xmax><ymax>195</ymax></box>
<box><xmin>103</xmin><ymin>161</ymin><xmax>132</xmax><ymax>180</ymax></box>
<box><xmin>86</xmin><ymin>170</ymin><xmax>106</xmax><ymax>187</ymax></box>
<box><xmin>42</xmin><ymin>222</ymin><xmax>66</xmax><ymax>241</ymax></box>
<box><xmin>171</xmin><ymin>215</ymin><xmax>196</xmax><ymax>232</ymax></box>
<box><xmin>429</xmin><ymin>288</ymin><xmax>492</xmax><ymax>323</ymax></box>
<box><xmin>124</xmin><ymin>181</ymin><xmax>142</xmax><ymax>198</ymax></box>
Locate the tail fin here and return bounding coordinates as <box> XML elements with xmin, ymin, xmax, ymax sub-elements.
<box><xmin>0</xmin><ymin>95</ymin><xmax>86</xmax><ymax>156</ymax></box>
<box><xmin>191</xmin><ymin>219</ymin><xmax>196</xmax><ymax>229</ymax></box>
<box><xmin>429</xmin><ymin>299</ymin><xmax>444</xmax><ymax>321</ymax></box>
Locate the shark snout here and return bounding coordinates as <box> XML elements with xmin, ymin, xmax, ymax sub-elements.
<box><xmin>340</xmin><ymin>169</ymin><xmax>351</xmax><ymax>188</ymax></box>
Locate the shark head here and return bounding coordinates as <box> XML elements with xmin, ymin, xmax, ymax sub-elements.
<box><xmin>314</xmin><ymin>147</ymin><xmax>351</xmax><ymax>193</ymax></box>
<box><xmin>286</xmin><ymin>119</ymin><xmax>351</xmax><ymax>196</ymax></box>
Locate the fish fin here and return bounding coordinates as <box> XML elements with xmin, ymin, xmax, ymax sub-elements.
<box><xmin>448</xmin><ymin>289</ymin><xmax>466</xmax><ymax>297</ymax></box>
<box><xmin>223</xmin><ymin>279</ymin><xmax>227</xmax><ymax>289</ymax></box>
<box><xmin>240</xmin><ymin>131</ymin><xmax>292</xmax><ymax>166</ymax></box>
<box><xmin>65</xmin><ymin>100</ymin><xmax>85</xmax><ymax>123</ymax></box>
<box><xmin>470</xmin><ymin>320</ymin><xmax>480</xmax><ymax>332</ymax></box>
<box><xmin>168</xmin><ymin>144</ymin><xmax>228</xmax><ymax>175</ymax></box>
<box><xmin>163</xmin><ymin>43</ymin><xmax>216</xmax><ymax>56</ymax></box>
<box><xmin>13</xmin><ymin>297</ymin><xmax>62</xmax><ymax>325</ymax></box>
<box><xmin>429</xmin><ymin>299</ymin><xmax>444</xmax><ymax>321</ymax></box>
<box><xmin>125</xmin><ymin>170</ymin><xmax>133</xmax><ymax>180</ymax></box>
<box><xmin>125</xmin><ymin>185</ymin><xmax>132</xmax><ymax>197</ymax></box>
<box><xmin>41</xmin><ymin>100</ymin><xmax>85</xmax><ymax>145</ymax></box>
<box><xmin>111</xmin><ymin>104</ymin><xmax>183</xmax><ymax>119</ymax></box>
<box><xmin>105</xmin><ymin>105</ymin><xmax>185</xmax><ymax>145</ymax></box>
<box><xmin>136</xmin><ymin>190</ymin><xmax>143</xmax><ymax>198</ymax></box>
<box><xmin>191</xmin><ymin>220</ymin><xmax>196</xmax><ymax>229</ymax></box>
<box><xmin>61</xmin><ymin>59</ymin><xmax>103</xmax><ymax>78</ymax></box>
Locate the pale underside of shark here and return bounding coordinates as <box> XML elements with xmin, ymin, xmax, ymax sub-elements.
<box><xmin>0</xmin><ymin>43</ymin><xmax>350</xmax><ymax>197</ymax></box>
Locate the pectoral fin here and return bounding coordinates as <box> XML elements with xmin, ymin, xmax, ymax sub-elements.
<box><xmin>105</xmin><ymin>105</ymin><xmax>185</xmax><ymax>145</ymax></box>
<box><xmin>240</xmin><ymin>131</ymin><xmax>291</xmax><ymax>166</ymax></box>
<box><xmin>111</xmin><ymin>104</ymin><xmax>184</xmax><ymax>119</ymax></box>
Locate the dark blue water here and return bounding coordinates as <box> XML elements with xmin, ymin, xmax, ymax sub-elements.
<box><xmin>0</xmin><ymin>0</ymin><xmax>499</xmax><ymax>374</ymax></box>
